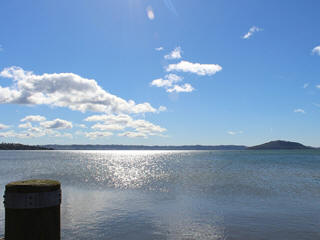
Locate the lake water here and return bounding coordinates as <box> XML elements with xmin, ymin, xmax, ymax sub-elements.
<box><xmin>0</xmin><ymin>150</ymin><xmax>320</xmax><ymax>239</ymax></box>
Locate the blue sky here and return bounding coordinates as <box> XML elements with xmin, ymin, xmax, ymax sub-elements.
<box><xmin>0</xmin><ymin>0</ymin><xmax>320</xmax><ymax>146</ymax></box>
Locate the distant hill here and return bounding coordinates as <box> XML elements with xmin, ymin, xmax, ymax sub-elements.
<box><xmin>247</xmin><ymin>140</ymin><xmax>313</xmax><ymax>150</ymax></box>
<box><xmin>43</xmin><ymin>144</ymin><xmax>247</xmax><ymax>150</ymax></box>
<box><xmin>0</xmin><ymin>143</ymin><xmax>53</xmax><ymax>150</ymax></box>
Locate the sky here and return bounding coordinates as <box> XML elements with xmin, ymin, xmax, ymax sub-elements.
<box><xmin>0</xmin><ymin>0</ymin><xmax>320</xmax><ymax>146</ymax></box>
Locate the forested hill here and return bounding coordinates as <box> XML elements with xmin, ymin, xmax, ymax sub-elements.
<box><xmin>247</xmin><ymin>140</ymin><xmax>313</xmax><ymax>150</ymax></box>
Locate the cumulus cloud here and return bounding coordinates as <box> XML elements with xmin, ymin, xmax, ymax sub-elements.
<box><xmin>151</xmin><ymin>74</ymin><xmax>183</xmax><ymax>88</ymax></box>
<box><xmin>0</xmin><ymin>123</ymin><xmax>9</xmax><ymax>129</ymax></box>
<box><xmin>118</xmin><ymin>131</ymin><xmax>147</xmax><ymax>138</ymax></box>
<box><xmin>155</xmin><ymin>47</ymin><xmax>164</xmax><ymax>51</ymax></box>
<box><xmin>294</xmin><ymin>109</ymin><xmax>305</xmax><ymax>114</ymax></box>
<box><xmin>0</xmin><ymin>116</ymin><xmax>76</xmax><ymax>139</ymax></box>
<box><xmin>312</xmin><ymin>46</ymin><xmax>320</xmax><ymax>55</ymax></box>
<box><xmin>76</xmin><ymin>124</ymin><xmax>87</xmax><ymax>128</ymax></box>
<box><xmin>18</xmin><ymin>122</ymin><xmax>32</xmax><ymax>129</ymax></box>
<box><xmin>91</xmin><ymin>123</ymin><xmax>125</xmax><ymax>131</ymax></box>
<box><xmin>166</xmin><ymin>60</ymin><xmax>222</xmax><ymax>76</ymax></box>
<box><xmin>146</xmin><ymin>6</ymin><xmax>155</xmax><ymax>20</ymax></box>
<box><xmin>164</xmin><ymin>47</ymin><xmax>182</xmax><ymax>60</ymax></box>
<box><xmin>0</xmin><ymin>131</ymin><xmax>18</xmax><ymax>138</ymax></box>
<box><xmin>84</xmin><ymin>113</ymin><xmax>166</xmax><ymax>138</ymax></box>
<box><xmin>243</xmin><ymin>26</ymin><xmax>263</xmax><ymax>39</ymax></box>
<box><xmin>0</xmin><ymin>66</ymin><xmax>161</xmax><ymax>115</ymax></box>
<box><xmin>40</xmin><ymin>119</ymin><xmax>73</xmax><ymax>129</ymax></box>
<box><xmin>227</xmin><ymin>131</ymin><xmax>243</xmax><ymax>135</ymax></box>
<box><xmin>167</xmin><ymin>83</ymin><xmax>194</xmax><ymax>93</ymax></box>
<box><xmin>84</xmin><ymin>131</ymin><xmax>113</xmax><ymax>139</ymax></box>
<box><xmin>21</xmin><ymin>115</ymin><xmax>46</xmax><ymax>122</ymax></box>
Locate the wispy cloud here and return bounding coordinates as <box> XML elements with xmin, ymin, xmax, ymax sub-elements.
<box><xmin>227</xmin><ymin>131</ymin><xmax>243</xmax><ymax>135</ymax></box>
<box><xmin>303</xmin><ymin>83</ymin><xmax>309</xmax><ymax>89</ymax></box>
<box><xmin>167</xmin><ymin>83</ymin><xmax>194</xmax><ymax>93</ymax></box>
<box><xmin>146</xmin><ymin>6</ymin><xmax>155</xmax><ymax>20</ymax></box>
<box><xmin>151</xmin><ymin>74</ymin><xmax>183</xmax><ymax>88</ymax></box>
<box><xmin>21</xmin><ymin>115</ymin><xmax>46</xmax><ymax>122</ymax></box>
<box><xmin>316</xmin><ymin>85</ymin><xmax>320</xmax><ymax>89</ymax></box>
<box><xmin>0</xmin><ymin>66</ymin><xmax>162</xmax><ymax>115</ymax></box>
<box><xmin>84</xmin><ymin>131</ymin><xmax>113</xmax><ymax>139</ymax></box>
<box><xmin>166</xmin><ymin>60</ymin><xmax>222</xmax><ymax>76</ymax></box>
<box><xmin>0</xmin><ymin>123</ymin><xmax>9</xmax><ymax>130</ymax></box>
<box><xmin>150</xmin><ymin>74</ymin><xmax>194</xmax><ymax>93</ymax></box>
<box><xmin>243</xmin><ymin>26</ymin><xmax>263</xmax><ymax>39</ymax></box>
<box><xmin>118</xmin><ymin>131</ymin><xmax>147</xmax><ymax>138</ymax></box>
<box><xmin>313</xmin><ymin>103</ymin><xmax>320</xmax><ymax>107</ymax></box>
<box><xmin>155</xmin><ymin>47</ymin><xmax>164</xmax><ymax>51</ymax></box>
<box><xmin>294</xmin><ymin>109</ymin><xmax>306</xmax><ymax>114</ymax></box>
<box><xmin>164</xmin><ymin>47</ymin><xmax>182</xmax><ymax>60</ymax></box>
<box><xmin>163</xmin><ymin>0</ymin><xmax>178</xmax><ymax>16</ymax></box>
<box><xmin>312</xmin><ymin>46</ymin><xmax>320</xmax><ymax>55</ymax></box>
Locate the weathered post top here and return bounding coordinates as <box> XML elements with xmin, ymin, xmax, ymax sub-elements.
<box><xmin>4</xmin><ymin>179</ymin><xmax>61</xmax><ymax>240</ymax></box>
<box><xmin>6</xmin><ymin>179</ymin><xmax>60</xmax><ymax>192</ymax></box>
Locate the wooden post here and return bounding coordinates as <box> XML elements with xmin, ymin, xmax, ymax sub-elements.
<box><xmin>4</xmin><ymin>179</ymin><xmax>61</xmax><ymax>240</ymax></box>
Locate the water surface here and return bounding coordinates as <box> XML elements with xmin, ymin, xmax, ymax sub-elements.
<box><xmin>0</xmin><ymin>150</ymin><xmax>319</xmax><ymax>239</ymax></box>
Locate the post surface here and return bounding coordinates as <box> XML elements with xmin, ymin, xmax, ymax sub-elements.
<box><xmin>4</xmin><ymin>179</ymin><xmax>61</xmax><ymax>240</ymax></box>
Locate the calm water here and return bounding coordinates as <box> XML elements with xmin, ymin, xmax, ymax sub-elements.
<box><xmin>0</xmin><ymin>150</ymin><xmax>320</xmax><ymax>239</ymax></box>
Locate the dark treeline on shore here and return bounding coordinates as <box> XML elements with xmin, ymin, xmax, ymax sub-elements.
<box><xmin>0</xmin><ymin>143</ymin><xmax>53</xmax><ymax>150</ymax></box>
<box><xmin>43</xmin><ymin>144</ymin><xmax>247</xmax><ymax>150</ymax></box>
<box><xmin>0</xmin><ymin>140</ymin><xmax>316</xmax><ymax>150</ymax></box>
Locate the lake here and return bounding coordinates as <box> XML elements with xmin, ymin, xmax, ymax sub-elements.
<box><xmin>0</xmin><ymin>150</ymin><xmax>319</xmax><ymax>239</ymax></box>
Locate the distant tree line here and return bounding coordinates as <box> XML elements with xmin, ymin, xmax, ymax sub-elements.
<box><xmin>0</xmin><ymin>143</ymin><xmax>52</xmax><ymax>150</ymax></box>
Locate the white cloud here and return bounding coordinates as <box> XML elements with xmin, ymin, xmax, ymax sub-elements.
<box><xmin>158</xmin><ymin>106</ymin><xmax>167</xmax><ymax>112</ymax></box>
<box><xmin>85</xmin><ymin>114</ymin><xmax>132</xmax><ymax>124</ymax></box>
<box><xmin>167</xmin><ymin>83</ymin><xmax>194</xmax><ymax>93</ymax></box>
<box><xmin>312</xmin><ymin>46</ymin><xmax>320</xmax><ymax>55</ymax></box>
<box><xmin>21</xmin><ymin>115</ymin><xmax>46</xmax><ymax>122</ymax></box>
<box><xmin>0</xmin><ymin>66</ymin><xmax>160</xmax><ymax>115</ymax></box>
<box><xmin>118</xmin><ymin>131</ymin><xmax>147</xmax><ymax>138</ymax></box>
<box><xmin>166</xmin><ymin>60</ymin><xmax>222</xmax><ymax>76</ymax></box>
<box><xmin>40</xmin><ymin>119</ymin><xmax>73</xmax><ymax>129</ymax></box>
<box><xmin>164</xmin><ymin>47</ymin><xmax>182</xmax><ymax>60</ymax></box>
<box><xmin>84</xmin><ymin>131</ymin><xmax>113</xmax><ymax>139</ymax></box>
<box><xmin>0</xmin><ymin>123</ymin><xmax>9</xmax><ymax>130</ymax></box>
<box><xmin>294</xmin><ymin>109</ymin><xmax>305</xmax><ymax>114</ymax></box>
<box><xmin>84</xmin><ymin>113</ymin><xmax>166</xmax><ymax>138</ymax></box>
<box><xmin>0</xmin><ymin>131</ymin><xmax>18</xmax><ymax>138</ymax></box>
<box><xmin>303</xmin><ymin>83</ymin><xmax>309</xmax><ymax>89</ymax></box>
<box><xmin>146</xmin><ymin>6</ymin><xmax>155</xmax><ymax>20</ymax></box>
<box><xmin>76</xmin><ymin>124</ymin><xmax>87</xmax><ymax>128</ymax></box>
<box><xmin>155</xmin><ymin>47</ymin><xmax>164</xmax><ymax>51</ymax></box>
<box><xmin>91</xmin><ymin>123</ymin><xmax>125</xmax><ymax>131</ymax></box>
<box><xmin>243</xmin><ymin>26</ymin><xmax>263</xmax><ymax>39</ymax></box>
<box><xmin>18</xmin><ymin>122</ymin><xmax>32</xmax><ymax>129</ymax></box>
<box><xmin>151</xmin><ymin>74</ymin><xmax>183</xmax><ymax>88</ymax></box>
<box><xmin>316</xmin><ymin>85</ymin><xmax>320</xmax><ymax>89</ymax></box>
<box><xmin>227</xmin><ymin>131</ymin><xmax>243</xmax><ymax>135</ymax></box>
<box><xmin>0</xmin><ymin>130</ymin><xmax>46</xmax><ymax>138</ymax></box>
